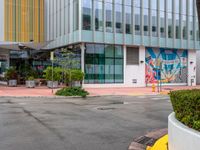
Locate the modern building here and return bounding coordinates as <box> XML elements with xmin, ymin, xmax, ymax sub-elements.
<box><xmin>0</xmin><ymin>0</ymin><xmax>46</xmax><ymax>78</ymax></box>
<box><xmin>0</xmin><ymin>0</ymin><xmax>199</xmax><ymax>87</ymax></box>
<box><xmin>44</xmin><ymin>0</ymin><xmax>199</xmax><ymax>87</ymax></box>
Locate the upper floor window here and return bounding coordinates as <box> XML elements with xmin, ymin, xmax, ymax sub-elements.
<box><xmin>82</xmin><ymin>0</ymin><xmax>92</xmax><ymax>30</ymax></box>
<box><xmin>95</xmin><ymin>0</ymin><xmax>103</xmax><ymax>31</ymax></box>
<box><xmin>105</xmin><ymin>0</ymin><xmax>113</xmax><ymax>32</ymax></box>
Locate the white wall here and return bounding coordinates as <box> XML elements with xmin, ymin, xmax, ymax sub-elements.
<box><xmin>188</xmin><ymin>50</ymin><xmax>197</xmax><ymax>86</ymax></box>
<box><xmin>0</xmin><ymin>0</ymin><xmax>4</xmax><ymax>41</ymax></box>
<box><xmin>124</xmin><ymin>46</ymin><xmax>146</xmax><ymax>87</ymax></box>
<box><xmin>196</xmin><ymin>51</ymin><xmax>200</xmax><ymax>85</ymax></box>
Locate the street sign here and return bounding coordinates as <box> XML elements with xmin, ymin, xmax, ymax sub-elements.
<box><xmin>50</xmin><ymin>52</ymin><xmax>54</xmax><ymax>61</ymax></box>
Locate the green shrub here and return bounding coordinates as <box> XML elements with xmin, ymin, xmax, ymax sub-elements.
<box><xmin>5</xmin><ymin>67</ymin><xmax>18</xmax><ymax>80</ymax></box>
<box><xmin>64</xmin><ymin>69</ymin><xmax>84</xmax><ymax>86</ymax></box>
<box><xmin>71</xmin><ymin>69</ymin><xmax>84</xmax><ymax>81</ymax></box>
<box><xmin>56</xmin><ymin>87</ymin><xmax>89</xmax><ymax>98</ymax></box>
<box><xmin>43</xmin><ymin>67</ymin><xmax>62</xmax><ymax>81</ymax></box>
<box><xmin>26</xmin><ymin>76</ymin><xmax>35</xmax><ymax>81</ymax></box>
<box><xmin>170</xmin><ymin>89</ymin><xmax>200</xmax><ymax>131</ymax></box>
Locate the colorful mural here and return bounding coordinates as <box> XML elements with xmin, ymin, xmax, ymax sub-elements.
<box><xmin>145</xmin><ymin>48</ymin><xmax>188</xmax><ymax>84</ymax></box>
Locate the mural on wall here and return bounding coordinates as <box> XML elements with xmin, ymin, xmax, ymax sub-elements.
<box><xmin>145</xmin><ymin>47</ymin><xmax>188</xmax><ymax>84</ymax></box>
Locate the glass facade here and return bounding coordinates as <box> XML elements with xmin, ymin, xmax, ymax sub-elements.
<box><xmin>80</xmin><ymin>0</ymin><xmax>198</xmax><ymax>41</ymax></box>
<box><xmin>85</xmin><ymin>44</ymin><xmax>123</xmax><ymax>84</ymax></box>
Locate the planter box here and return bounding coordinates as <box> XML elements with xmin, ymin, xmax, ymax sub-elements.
<box><xmin>72</xmin><ymin>81</ymin><xmax>81</xmax><ymax>87</ymax></box>
<box><xmin>47</xmin><ymin>81</ymin><xmax>58</xmax><ymax>88</ymax></box>
<box><xmin>8</xmin><ymin>80</ymin><xmax>17</xmax><ymax>87</ymax></box>
<box><xmin>26</xmin><ymin>80</ymin><xmax>36</xmax><ymax>88</ymax></box>
<box><xmin>168</xmin><ymin>112</ymin><xmax>200</xmax><ymax>150</ymax></box>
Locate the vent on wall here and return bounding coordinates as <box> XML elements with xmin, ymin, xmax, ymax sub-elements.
<box><xmin>126</xmin><ymin>47</ymin><xmax>139</xmax><ymax>65</ymax></box>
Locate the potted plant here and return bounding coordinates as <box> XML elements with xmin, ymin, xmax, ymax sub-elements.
<box><xmin>71</xmin><ymin>69</ymin><xmax>84</xmax><ymax>87</ymax></box>
<box><xmin>43</xmin><ymin>67</ymin><xmax>62</xmax><ymax>88</ymax></box>
<box><xmin>5</xmin><ymin>67</ymin><xmax>18</xmax><ymax>87</ymax></box>
<box><xmin>25</xmin><ymin>76</ymin><xmax>36</xmax><ymax>88</ymax></box>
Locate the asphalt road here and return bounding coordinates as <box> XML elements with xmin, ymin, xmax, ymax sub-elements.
<box><xmin>0</xmin><ymin>95</ymin><xmax>172</xmax><ymax>150</ymax></box>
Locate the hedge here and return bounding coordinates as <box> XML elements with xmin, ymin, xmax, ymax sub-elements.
<box><xmin>170</xmin><ymin>89</ymin><xmax>200</xmax><ymax>131</ymax></box>
<box><xmin>56</xmin><ymin>87</ymin><xmax>89</xmax><ymax>98</ymax></box>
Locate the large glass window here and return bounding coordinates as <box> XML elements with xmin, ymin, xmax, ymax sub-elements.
<box><xmin>105</xmin><ymin>0</ymin><xmax>113</xmax><ymax>32</ymax></box>
<box><xmin>95</xmin><ymin>0</ymin><xmax>103</xmax><ymax>31</ymax></box>
<box><xmin>151</xmin><ymin>0</ymin><xmax>157</xmax><ymax>37</ymax></box>
<box><xmin>143</xmin><ymin>0</ymin><xmax>149</xmax><ymax>36</ymax></box>
<box><xmin>115</xmin><ymin>0</ymin><xmax>123</xmax><ymax>33</ymax></box>
<box><xmin>182</xmin><ymin>15</ymin><xmax>187</xmax><ymax>40</ymax></box>
<box><xmin>82</xmin><ymin>0</ymin><xmax>92</xmax><ymax>30</ymax></box>
<box><xmin>189</xmin><ymin>0</ymin><xmax>194</xmax><ymax>16</ymax></box>
<box><xmin>134</xmin><ymin>0</ymin><xmax>141</xmax><ymax>35</ymax></box>
<box><xmin>175</xmin><ymin>14</ymin><xmax>180</xmax><ymax>39</ymax></box>
<box><xmin>167</xmin><ymin>0</ymin><xmax>172</xmax><ymax>38</ymax></box>
<box><xmin>73</xmin><ymin>0</ymin><xmax>79</xmax><ymax>31</ymax></box>
<box><xmin>160</xmin><ymin>0</ymin><xmax>165</xmax><ymax>37</ymax></box>
<box><xmin>85</xmin><ymin>44</ymin><xmax>123</xmax><ymax>84</ymax></box>
<box><xmin>189</xmin><ymin>16</ymin><xmax>194</xmax><ymax>40</ymax></box>
<box><xmin>125</xmin><ymin>4</ymin><xmax>132</xmax><ymax>34</ymax></box>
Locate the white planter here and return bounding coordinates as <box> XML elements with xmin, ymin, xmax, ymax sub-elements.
<box><xmin>47</xmin><ymin>81</ymin><xmax>58</xmax><ymax>88</ymax></box>
<box><xmin>26</xmin><ymin>80</ymin><xmax>36</xmax><ymax>88</ymax></box>
<box><xmin>8</xmin><ymin>80</ymin><xmax>17</xmax><ymax>87</ymax></box>
<box><xmin>72</xmin><ymin>81</ymin><xmax>81</xmax><ymax>87</ymax></box>
<box><xmin>168</xmin><ymin>113</ymin><xmax>200</xmax><ymax>150</ymax></box>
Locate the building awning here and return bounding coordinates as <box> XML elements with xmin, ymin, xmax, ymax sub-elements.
<box><xmin>0</xmin><ymin>41</ymin><xmax>52</xmax><ymax>51</ymax></box>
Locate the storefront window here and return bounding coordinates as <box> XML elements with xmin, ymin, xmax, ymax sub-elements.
<box><xmin>85</xmin><ymin>44</ymin><xmax>123</xmax><ymax>84</ymax></box>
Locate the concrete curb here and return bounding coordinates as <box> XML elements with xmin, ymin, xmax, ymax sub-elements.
<box><xmin>0</xmin><ymin>95</ymin><xmax>102</xmax><ymax>99</ymax></box>
<box><xmin>128</xmin><ymin>128</ymin><xmax>168</xmax><ymax>150</ymax></box>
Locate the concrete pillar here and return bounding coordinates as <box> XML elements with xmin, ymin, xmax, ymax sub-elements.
<box><xmin>80</xmin><ymin>43</ymin><xmax>85</xmax><ymax>73</ymax></box>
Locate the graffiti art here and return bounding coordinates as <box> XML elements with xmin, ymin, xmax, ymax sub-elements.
<box><xmin>145</xmin><ymin>47</ymin><xmax>188</xmax><ymax>84</ymax></box>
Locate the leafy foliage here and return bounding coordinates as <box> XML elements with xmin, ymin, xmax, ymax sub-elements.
<box><xmin>43</xmin><ymin>67</ymin><xmax>62</xmax><ymax>81</ymax></box>
<box><xmin>56</xmin><ymin>87</ymin><xmax>89</xmax><ymax>98</ymax></box>
<box><xmin>170</xmin><ymin>90</ymin><xmax>200</xmax><ymax>131</ymax></box>
<box><xmin>26</xmin><ymin>76</ymin><xmax>35</xmax><ymax>81</ymax></box>
<box><xmin>5</xmin><ymin>67</ymin><xmax>18</xmax><ymax>80</ymax></box>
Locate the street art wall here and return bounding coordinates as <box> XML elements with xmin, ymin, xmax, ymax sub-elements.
<box><xmin>145</xmin><ymin>47</ymin><xmax>188</xmax><ymax>84</ymax></box>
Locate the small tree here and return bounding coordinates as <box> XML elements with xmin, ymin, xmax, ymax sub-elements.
<box><xmin>54</xmin><ymin>49</ymin><xmax>81</xmax><ymax>86</ymax></box>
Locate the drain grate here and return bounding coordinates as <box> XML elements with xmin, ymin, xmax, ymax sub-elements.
<box><xmin>97</xmin><ymin>107</ymin><xmax>116</xmax><ymax>111</ymax></box>
<box><xmin>134</xmin><ymin>136</ymin><xmax>157</xmax><ymax>147</ymax></box>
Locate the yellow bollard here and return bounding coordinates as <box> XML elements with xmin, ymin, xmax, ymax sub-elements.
<box><xmin>152</xmin><ymin>83</ymin><xmax>156</xmax><ymax>92</ymax></box>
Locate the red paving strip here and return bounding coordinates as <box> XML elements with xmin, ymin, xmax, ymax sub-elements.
<box><xmin>0</xmin><ymin>85</ymin><xmax>200</xmax><ymax>97</ymax></box>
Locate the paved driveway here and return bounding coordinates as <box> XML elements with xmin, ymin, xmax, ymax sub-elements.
<box><xmin>0</xmin><ymin>95</ymin><xmax>172</xmax><ymax>150</ymax></box>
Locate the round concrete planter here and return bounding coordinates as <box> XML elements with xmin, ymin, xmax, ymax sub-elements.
<box><xmin>8</xmin><ymin>80</ymin><xmax>17</xmax><ymax>87</ymax></box>
<box><xmin>47</xmin><ymin>81</ymin><xmax>58</xmax><ymax>88</ymax></box>
<box><xmin>168</xmin><ymin>113</ymin><xmax>200</xmax><ymax>150</ymax></box>
<box><xmin>26</xmin><ymin>80</ymin><xmax>36</xmax><ymax>88</ymax></box>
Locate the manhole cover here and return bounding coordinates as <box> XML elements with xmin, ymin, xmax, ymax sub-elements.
<box><xmin>97</xmin><ymin>107</ymin><xmax>116</xmax><ymax>110</ymax></box>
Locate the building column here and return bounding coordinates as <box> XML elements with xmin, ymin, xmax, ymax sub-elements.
<box><xmin>188</xmin><ymin>50</ymin><xmax>197</xmax><ymax>86</ymax></box>
<box><xmin>80</xmin><ymin>43</ymin><xmax>85</xmax><ymax>73</ymax></box>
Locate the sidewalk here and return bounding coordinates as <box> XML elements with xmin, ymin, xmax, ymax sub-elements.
<box><xmin>0</xmin><ymin>85</ymin><xmax>200</xmax><ymax>97</ymax></box>
<box><xmin>86</xmin><ymin>85</ymin><xmax>200</xmax><ymax>96</ymax></box>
